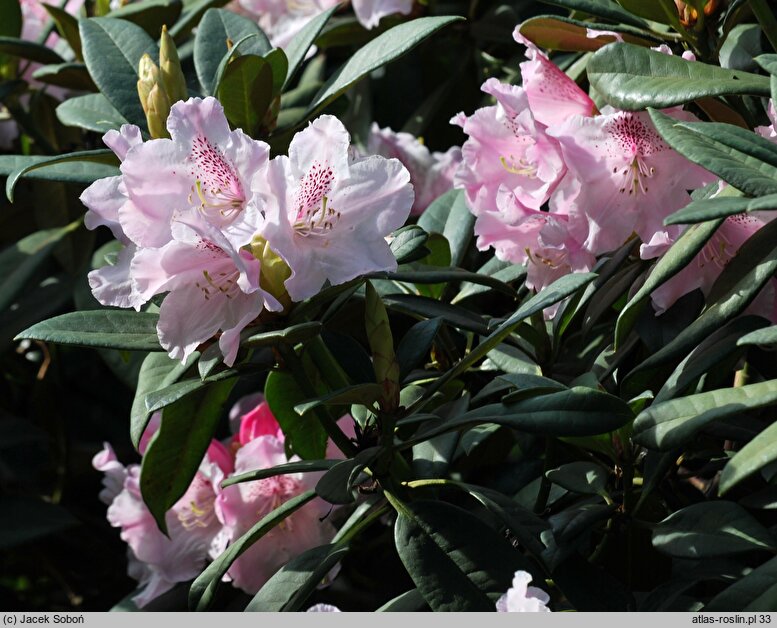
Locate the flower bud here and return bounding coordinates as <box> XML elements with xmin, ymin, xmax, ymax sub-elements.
<box><xmin>250</xmin><ymin>235</ymin><xmax>292</xmax><ymax>311</ymax></box>
<box><xmin>365</xmin><ymin>281</ymin><xmax>400</xmax><ymax>412</ymax></box>
<box><xmin>137</xmin><ymin>54</ymin><xmax>171</xmax><ymax>139</ymax></box>
<box><xmin>159</xmin><ymin>25</ymin><xmax>188</xmax><ymax>105</ymax></box>
<box><xmin>674</xmin><ymin>0</ymin><xmax>718</xmax><ymax>27</ymax></box>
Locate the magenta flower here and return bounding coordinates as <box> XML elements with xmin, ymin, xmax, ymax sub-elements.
<box><xmin>130</xmin><ymin>214</ymin><xmax>282</xmax><ymax>366</ymax></box>
<box><xmin>367</xmin><ymin>123</ymin><xmax>461</xmax><ymax>215</ymax></box>
<box><xmin>255</xmin><ymin>115</ymin><xmax>413</xmax><ymax>301</ymax></box>
<box><xmin>452</xmin><ymin>78</ymin><xmax>566</xmax><ymax>216</ymax></box>
<box><xmin>118</xmin><ymin>97</ymin><xmax>269</xmax><ymax>248</ymax></box>
<box><xmin>513</xmin><ymin>30</ymin><xmax>596</xmax><ymax>128</ymax></box>
<box><xmin>547</xmin><ymin>108</ymin><xmax>713</xmax><ymax>255</ymax></box>
<box><xmin>496</xmin><ymin>570</ymin><xmax>551</xmax><ymax>612</ymax></box>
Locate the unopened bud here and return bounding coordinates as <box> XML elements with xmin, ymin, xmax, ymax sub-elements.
<box><xmin>674</xmin><ymin>0</ymin><xmax>718</xmax><ymax>27</ymax></box>
<box><xmin>159</xmin><ymin>25</ymin><xmax>188</xmax><ymax>105</ymax></box>
<box><xmin>250</xmin><ymin>235</ymin><xmax>292</xmax><ymax>311</ymax></box>
<box><xmin>137</xmin><ymin>54</ymin><xmax>170</xmax><ymax>139</ymax></box>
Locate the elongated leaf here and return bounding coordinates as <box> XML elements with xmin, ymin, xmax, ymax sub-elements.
<box><xmin>649</xmin><ymin>109</ymin><xmax>777</xmax><ymax>198</ymax></box>
<box><xmin>417</xmin><ymin>189</ymin><xmax>474</xmax><ymax>267</ymax></box>
<box><xmin>589</xmin><ymin>43</ymin><xmax>770</xmax><ymax>110</ymax></box>
<box><xmin>140</xmin><ymin>378</ymin><xmax>234</xmax><ymax>533</ymax></box>
<box><xmin>538</xmin><ymin>0</ymin><xmax>648</xmax><ymax>28</ymax></box>
<box><xmin>246</xmin><ymin>543</ymin><xmax>348</xmax><ymax>611</ymax></box>
<box><xmin>396</xmin><ymin>317</ymin><xmax>442</xmax><ymax>380</ymax></box>
<box><xmin>222</xmin><ymin>459</ymin><xmax>338</xmax><ymax>487</ymax></box>
<box><xmin>264</xmin><ymin>369</ymin><xmax>328</xmax><ymax>459</ymax></box>
<box><xmin>16</xmin><ymin>310</ymin><xmax>161</xmax><ymax>351</ymax></box>
<box><xmin>382</xmin><ymin>294</ymin><xmax>489</xmax><ymax>335</ymax></box>
<box><xmin>394</xmin><ymin>500</ymin><xmax>530</xmax><ymax>611</ymax></box>
<box><xmin>130</xmin><ymin>352</ymin><xmax>198</xmax><ymax>448</ymax></box>
<box><xmin>194</xmin><ymin>8</ymin><xmax>271</xmax><ymax>95</ymax></box>
<box><xmin>79</xmin><ymin>17</ymin><xmax>158</xmax><ymax>128</ymax></box>
<box><xmin>315</xmin><ymin>448</ymin><xmax>381</xmax><ymax>505</ymax></box>
<box><xmin>615</xmin><ymin>220</ymin><xmax>721</xmax><ymax>348</ymax></box>
<box><xmin>283</xmin><ymin>5</ymin><xmax>337</xmax><ymax>89</ymax></box>
<box><xmin>633</xmin><ymin>379</ymin><xmax>777</xmax><ymax>451</ymax></box>
<box><xmin>6</xmin><ymin>149</ymin><xmax>118</xmax><ymax>202</ymax></box>
<box><xmin>739</xmin><ymin>325</ymin><xmax>777</xmax><ymax>347</ymax></box>
<box><xmin>705</xmin><ymin>555</ymin><xmax>777</xmax><ymax>611</ymax></box>
<box><xmin>454</xmin><ymin>257</ymin><xmax>526</xmax><ymax>304</ymax></box>
<box><xmin>43</xmin><ymin>5</ymin><xmax>82</xmax><ymax>60</ymax></box>
<box><xmin>0</xmin><ymin>0</ymin><xmax>22</xmax><ymax>39</ymax></box>
<box><xmin>294</xmin><ymin>383</ymin><xmax>382</xmax><ymax>416</ymax></box>
<box><xmin>652</xmin><ymin>502</ymin><xmax>774</xmax><ymax>558</ymax></box>
<box><xmin>243</xmin><ymin>321</ymin><xmax>322</xmax><ymax>347</ymax></box>
<box><xmin>189</xmin><ymin>490</ymin><xmax>316</xmax><ymax>610</ymax></box>
<box><xmin>305</xmin><ymin>17</ymin><xmax>462</xmax><ymax>118</ymax></box>
<box><xmin>32</xmin><ymin>63</ymin><xmax>96</xmax><ymax>91</ymax></box>
<box><xmin>720</xmin><ymin>422</ymin><xmax>777</xmax><ymax>495</ymax></box>
<box><xmin>389</xmin><ymin>225</ymin><xmax>429</xmax><ymax>264</ymax></box>
<box><xmin>371</xmin><ymin>267</ymin><xmax>515</xmax><ymax>296</ymax></box>
<box><xmin>217</xmin><ymin>54</ymin><xmax>272</xmax><ymax>136</ymax></box>
<box><xmin>0</xmin><ymin>36</ymin><xmax>65</xmax><ymax>65</ymax></box>
<box><xmin>56</xmin><ymin>93</ymin><xmax>128</xmax><ymax>133</ymax></box>
<box><xmin>665</xmin><ymin>194</ymin><xmax>777</xmax><ymax>225</ymax></box>
<box><xmin>108</xmin><ymin>0</ymin><xmax>182</xmax><ymax>37</ymax></box>
<box><xmin>0</xmin><ymin>223</ymin><xmax>79</xmax><ymax>311</ymax></box>
<box><xmin>411</xmin><ymin>386</ymin><xmax>633</xmax><ymax>442</ymax></box>
<box><xmin>144</xmin><ymin>366</ymin><xmax>255</xmax><ymax>412</ymax></box>
<box><xmin>167</xmin><ymin>0</ymin><xmax>231</xmax><ymax>41</ymax></box>
<box><xmin>377</xmin><ymin>589</ymin><xmax>427</xmax><ymax>612</ymax></box>
<box><xmin>519</xmin><ymin>15</ymin><xmax>657</xmax><ymax>52</ymax></box>
<box><xmin>547</xmin><ymin>461</ymin><xmax>608</xmax><ymax>495</ymax></box>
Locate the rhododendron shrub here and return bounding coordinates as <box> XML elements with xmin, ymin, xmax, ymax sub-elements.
<box><xmin>5</xmin><ymin>0</ymin><xmax>777</xmax><ymax>614</ymax></box>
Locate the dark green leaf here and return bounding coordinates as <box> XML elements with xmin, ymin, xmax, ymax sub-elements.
<box><xmin>217</xmin><ymin>54</ymin><xmax>273</xmax><ymax>136</ymax></box>
<box><xmin>519</xmin><ymin>15</ymin><xmax>658</xmax><ymax>52</ymax></box>
<box><xmin>315</xmin><ymin>448</ymin><xmax>381</xmax><ymax>505</ymax></box>
<box><xmin>547</xmin><ymin>461</ymin><xmax>608</xmax><ymax>495</ymax></box>
<box><xmin>652</xmin><ymin>502</ymin><xmax>774</xmax><ymax>558</ymax></box>
<box><xmin>294</xmin><ymin>383</ymin><xmax>383</xmax><ymax>416</ymax></box>
<box><xmin>221</xmin><ymin>459</ymin><xmax>338</xmax><ymax>487</ymax></box>
<box><xmin>283</xmin><ymin>6</ymin><xmax>337</xmax><ymax>89</ymax></box>
<box><xmin>194</xmin><ymin>8</ymin><xmax>271</xmax><ymax>95</ymax></box>
<box><xmin>719</xmin><ymin>421</ymin><xmax>777</xmax><ymax>495</ymax></box>
<box><xmin>634</xmin><ymin>379</ymin><xmax>777</xmax><ymax>451</ymax></box>
<box><xmin>31</xmin><ymin>63</ymin><xmax>96</xmax><ymax>91</ymax></box>
<box><xmin>246</xmin><ymin>543</ymin><xmax>348</xmax><ymax>611</ymax></box>
<box><xmin>43</xmin><ymin>5</ymin><xmax>82</xmax><ymax>60</ymax></box>
<box><xmin>538</xmin><ymin>0</ymin><xmax>648</xmax><ymax>28</ymax></box>
<box><xmin>665</xmin><ymin>194</ymin><xmax>777</xmax><ymax>225</ymax></box>
<box><xmin>56</xmin><ymin>93</ymin><xmax>128</xmax><ymax>133</ymax></box>
<box><xmin>16</xmin><ymin>310</ymin><xmax>161</xmax><ymax>352</ymax></box>
<box><xmin>705</xmin><ymin>555</ymin><xmax>777</xmax><ymax>611</ymax></box>
<box><xmin>389</xmin><ymin>225</ymin><xmax>429</xmax><ymax>265</ymax></box>
<box><xmin>0</xmin><ymin>36</ymin><xmax>65</xmax><ymax>65</ymax></box>
<box><xmin>417</xmin><ymin>189</ymin><xmax>474</xmax><ymax>267</ymax></box>
<box><xmin>79</xmin><ymin>17</ymin><xmax>158</xmax><ymax>128</ymax></box>
<box><xmin>394</xmin><ymin>499</ymin><xmax>531</xmax><ymax>611</ymax></box>
<box><xmin>396</xmin><ymin>317</ymin><xmax>442</xmax><ymax>380</ymax></box>
<box><xmin>140</xmin><ymin>377</ymin><xmax>235</xmax><ymax>533</ymax></box>
<box><xmin>109</xmin><ymin>0</ymin><xmax>183</xmax><ymax>38</ymax></box>
<box><xmin>589</xmin><ymin>43</ymin><xmax>770</xmax><ymax>110</ymax></box>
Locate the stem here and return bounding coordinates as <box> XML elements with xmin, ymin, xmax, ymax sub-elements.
<box><xmin>533</xmin><ymin>438</ymin><xmax>556</xmax><ymax>514</ymax></box>
<box><xmin>752</xmin><ymin>0</ymin><xmax>777</xmax><ymax>52</ymax></box>
<box><xmin>276</xmin><ymin>344</ymin><xmax>357</xmax><ymax>457</ymax></box>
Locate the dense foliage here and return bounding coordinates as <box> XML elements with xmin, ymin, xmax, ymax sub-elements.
<box><xmin>3</xmin><ymin>0</ymin><xmax>777</xmax><ymax>613</ymax></box>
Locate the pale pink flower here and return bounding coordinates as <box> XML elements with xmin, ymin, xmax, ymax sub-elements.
<box><xmin>513</xmin><ymin>29</ymin><xmax>596</xmax><ymax>128</ymax></box>
<box><xmin>547</xmin><ymin>108</ymin><xmax>713</xmax><ymax>255</ymax></box>
<box><xmin>643</xmin><ymin>211</ymin><xmax>776</xmax><ymax>316</ymax></box>
<box><xmin>451</xmin><ymin>78</ymin><xmax>566</xmax><ymax>216</ymax></box>
<box><xmin>496</xmin><ymin>570</ymin><xmax>551</xmax><ymax>612</ymax></box>
<box><xmin>93</xmin><ymin>419</ymin><xmax>232</xmax><ymax>608</ymax></box>
<box><xmin>83</xmin><ymin>125</ymin><xmax>146</xmax><ymax>311</ymax></box>
<box><xmin>255</xmin><ymin>115</ymin><xmax>413</xmax><ymax>301</ymax></box>
<box><xmin>131</xmin><ymin>214</ymin><xmax>282</xmax><ymax>365</ymax></box>
<box><xmin>118</xmin><ymin>97</ymin><xmax>269</xmax><ymax>249</ymax></box>
<box><xmin>236</xmin><ymin>0</ymin><xmax>339</xmax><ymax>48</ymax></box>
<box><xmin>213</xmin><ymin>415</ymin><xmax>337</xmax><ymax>594</ymax></box>
<box><xmin>367</xmin><ymin>123</ymin><xmax>461</xmax><ymax>215</ymax></box>
<box><xmin>352</xmin><ymin>0</ymin><xmax>413</xmax><ymax>29</ymax></box>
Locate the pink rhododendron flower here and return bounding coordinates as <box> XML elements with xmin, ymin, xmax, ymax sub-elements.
<box><xmin>118</xmin><ymin>97</ymin><xmax>270</xmax><ymax>248</ymax></box>
<box><xmin>92</xmin><ymin>419</ymin><xmax>231</xmax><ymax>608</ymax></box>
<box><xmin>496</xmin><ymin>570</ymin><xmax>551</xmax><ymax>612</ymax></box>
<box><xmin>367</xmin><ymin>123</ymin><xmax>461</xmax><ymax>215</ymax></box>
<box><xmin>642</xmin><ymin>197</ymin><xmax>776</xmax><ymax>317</ymax></box>
<box><xmin>548</xmin><ymin>108</ymin><xmax>713</xmax><ymax>255</ymax></box>
<box><xmin>452</xmin><ymin>78</ymin><xmax>566</xmax><ymax>215</ymax></box>
<box><xmin>213</xmin><ymin>404</ymin><xmax>339</xmax><ymax>594</ymax></box>
<box><xmin>352</xmin><ymin>0</ymin><xmax>413</xmax><ymax>29</ymax></box>
<box><xmin>513</xmin><ymin>29</ymin><xmax>596</xmax><ymax>128</ymax></box>
<box><xmin>255</xmin><ymin>115</ymin><xmax>413</xmax><ymax>301</ymax></box>
<box><xmin>131</xmin><ymin>214</ymin><xmax>282</xmax><ymax>365</ymax></box>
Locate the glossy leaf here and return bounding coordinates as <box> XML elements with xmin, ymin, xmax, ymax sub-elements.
<box><xmin>109</xmin><ymin>0</ymin><xmax>183</xmax><ymax>38</ymax></box>
<box><xmin>417</xmin><ymin>189</ymin><xmax>474</xmax><ymax>267</ymax></box>
<box><xmin>719</xmin><ymin>421</ymin><xmax>777</xmax><ymax>495</ymax></box>
<box><xmin>705</xmin><ymin>555</ymin><xmax>777</xmax><ymax>611</ymax></box>
<box><xmin>56</xmin><ymin>93</ymin><xmax>128</xmax><ymax>133</ymax></box>
<box><xmin>283</xmin><ymin>5</ymin><xmax>337</xmax><ymax>89</ymax></box>
<box><xmin>79</xmin><ymin>17</ymin><xmax>158</xmax><ymax>129</ymax></box>
<box><xmin>0</xmin><ymin>36</ymin><xmax>65</xmax><ymax>65</ymax></box>
<box><xmin>589</xmin><ymin>43</ymin><xmax>770</xmax><ymax>110</ymax></box>
<box><xmin>217</xmin><ymin>54</ymin><xmax>273</xmax><ymax>136</ymax></box>
<box><xmin>652</xmin><ymin>502</ymin><xmax>775</xmax><ymax>558</ymax></box>
<box><xmin>140</xmin><ymin>378</ymin><xmax>235</xmax><ymax>533</ymax></box>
